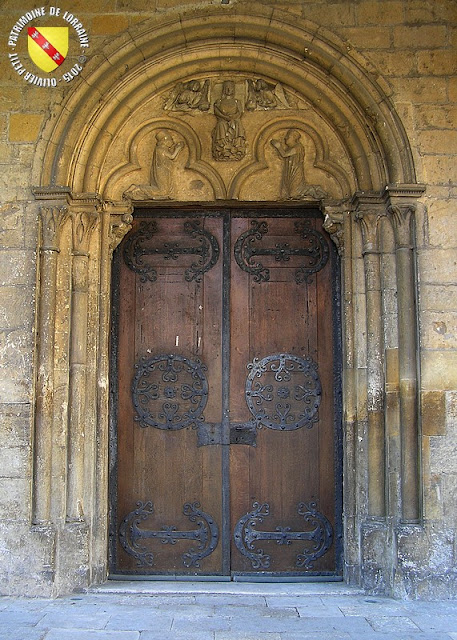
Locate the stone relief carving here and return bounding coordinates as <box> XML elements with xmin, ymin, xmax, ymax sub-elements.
<box><xmin>212</xmin><ymin>80</ymin><xmax>246</xmax><ymax>161</ymax></box>
<box><xmin>246</xmin><ymin>78</ymin><xmax>290</xmax><ymax>111</ymax></box>
<box><xmin>271</xmin><ymin>129</ymin><xmax>327</xmax><ymax>200</ymax></box>
<box><xmin>123</xmin><ymin>129</ymin><xmax>185</xmax><ymax>200</ymax></box>
<box><xmin>164</xmin><ymin>79</ymin><xmax>210</xmax><ymax>112</ymax></box>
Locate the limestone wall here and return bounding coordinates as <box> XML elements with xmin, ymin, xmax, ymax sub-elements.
<box><xmin>0</xmin><ymin>0</ymin><xmax>456</xmax><ymax>598</ymax></box>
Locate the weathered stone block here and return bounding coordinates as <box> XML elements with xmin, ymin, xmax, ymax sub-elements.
<box><xmin>0</xmin><ymin>445</ymin><xmax>30</xmax><ymax>479</ymax></box>
<box><xmin>91</xmin><ymin>14</ymin><xmax>129</xmax><ymax>35</ymax></box>
<box><xmin>0</xmin><ymin>286</ymin><xmax>34</xmax><ymax>329</ymax></box>
<box><xmin>367</xmin><ymin>50</ymin><xmax>416</xmax><ymax>75</ymax></box>
<box><xmin>393</xmin><ymin>25</ymin><xmax>448</xmax><ymax>49</ymax></box>
<box><xmin>415</xmin><ymin>105</ymin><xmax>457</xmax><ymax>130</ymax></box>
<box><xmin>390</xmin><ymin>77</ymin><xmax>448</xmax><ymax>103</ymax></box>
<box><xmin>0</xmin><ymin>328</ymin><xmax>34</xmax><ymax>402</ymax></box>
<box><xmin>8</xmin><ymin>114</ymin><xmax>44</xmax><ymax>143</ymax></box>
<box><xmin>418</xmin><ymin>130</ymin><xmax>457</xmax><ymax>154</ymax></box>
<box><xmin>417</xmin><ymin>51</ymin><xmax>457</xmax><ymax>76</ymax></box>
<box><xmin>358</xmin><ymin>1</ymin><xmax>404</xmax><ymax>25</ymax></box>
<box><xmin>0</xmin><ymin>403</ymin><xmax>31</xmax><ymax>447</ymax></box>
<box><xmin>0</xmin><ymin>250</ymin><xmax>36</xmax><ymax>286</ymax></box>
<box><xmin>340</xmin><ymin>26</ymin><xmax>391</xmax><ymax>50</ymax></box>
<box><xmin>420</xmin><ymin>310</ymin><xmax>457</xmax><ymax>350</ymax></box>
<box><xmin>419</xmin><ymin>283</ymin><xmax>457</xmax><ymax>312</ymax></box>
<box><xmin>421</xmin><ymin>391</ymin><xmax>446</xmax><ymax>436</ymax></box>
<box><xmin>418</xmin><ymin>248</ymin><xmax>457</xmax><ymax>284</ymax></box>
<box><xmin>421</xmin><ymin>350</ymin><xmax>457</xmax><ymax>390</ymax></box>
<box><xmin>0</xmin><ymin>478</ymin><xmax>31</xmax><ymax>519</ymax></box>
<box><xmin>0</xmin><ymin>87</ymin><xmax>22</xmax><ymax>113</ymax></box>
<box><xmin>0</xmin><ymin>203</ymin><xmax>24</xmax><ymax>247</ymax></box>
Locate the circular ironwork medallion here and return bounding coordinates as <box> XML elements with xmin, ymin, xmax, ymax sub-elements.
<box><xmin>132</xmin><ymin>354</ymin><xmax>208</xmax><ymax>430</ymax></box>
<box><xmin>245</xmin><ymin>352</ymin><xmax>321</xmax><ymax>430</ymax></box>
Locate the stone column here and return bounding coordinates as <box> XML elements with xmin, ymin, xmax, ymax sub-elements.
<box><xmin>355</xmin><ymin>198</ymin><xmax>386</xmax><ymax>518</ymax></box>
<box><xmin>387</xmin><ymin>197</ymin><xmax>421</xmax><ymax>523</ymax></box>
<box><xmin>32</xmin><ymin>204</ymin><xmax>68</xmax><ymax>524</ymax></box>
<box><xmin>66</xmin><ymin>209</ymin><xmax>98</xmax><ymax>522</ymax></box>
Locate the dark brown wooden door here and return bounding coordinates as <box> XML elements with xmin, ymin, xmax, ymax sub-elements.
<box><xmin>110</xmin><ymin>209</ymin><xmax>341</xmax><ymax>578</ymax></box>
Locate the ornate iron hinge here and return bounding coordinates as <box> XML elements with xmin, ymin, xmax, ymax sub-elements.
<box><xmin>119</xmin><ymin>501</ymin><xmax>219</xmax><ymax>568</ymax></box>
<box><xmin>234</xmin><ymin>501</ymin><xmax>333</xmax><ymax>570</ymax></box>
<box><xmin>233</xmin><ymin>220</ymin><xmax>329</xmax><ymax>283</ymax></box>
<box><xmin>123</xmin><ymin>219</ymin><xmax>220</xmax><ymax>282</ymax></box>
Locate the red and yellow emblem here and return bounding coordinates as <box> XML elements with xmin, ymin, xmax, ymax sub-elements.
<box><xmin>27</xmin><ymin>27</ymin><xmax>68</xmax><ymax>73</ymax></box>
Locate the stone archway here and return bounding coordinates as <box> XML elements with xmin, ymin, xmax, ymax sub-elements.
<box><xmin>31</xmin><ymin>4</ymin><xmax>424</xmax><ymax>594</ymax></box>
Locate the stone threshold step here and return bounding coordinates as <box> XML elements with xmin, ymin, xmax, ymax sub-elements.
<box><xmin>88</xmin><ymin>579</ymin><xmax>363</xmax><ymax>597</ymax></box>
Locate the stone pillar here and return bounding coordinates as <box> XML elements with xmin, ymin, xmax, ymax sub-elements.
<box><xmin>325</xmin><ymin>204</ymin><xmax>360</xmax><ymax>582</ymax></box>
<box><xmin>354</xmin><ymin>197</ymin><xmax>386</xmax><ymax>519</ymax></box>
<box><xmin>66</xmin><ymin>209</ymin><xmax>98</xmax><ymax>522</ymax></box>
<box><xmin>33</xmin><ymin>204</ymin><xmax>69</xmax><ymax>524</ymax></box>
<box><xmin>386</xmin><ymin>187</ymin><xmax>424</xmax><ymax>523</ymax></box>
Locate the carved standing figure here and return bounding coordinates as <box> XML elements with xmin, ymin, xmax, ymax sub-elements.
<box><xmin>212</xmin><ymin>80</ymin><xmax>246</xmax><ymax>161</ymax></box>
<box><xmin>271</xmin><ymin>129</ymin><xmax>327</xmax><ymax>200</ymax></box>
<box><xmin>124</xmin><ymin>129</ymin><xmax>184</xmax><ymax>200</ymax></box>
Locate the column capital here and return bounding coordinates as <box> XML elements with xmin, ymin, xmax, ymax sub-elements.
<box><xmin>352</xmin><ymin>193</ymin><xmax>386</xmax><ymax>254</ymax></box>
<box><xmin>382</xmin><ymin>184</ymin><xmax>425</xmax><ymax>249</ymax></box>
<box><xmin>39</xmin><ymin>205</ymin><xmax>69</xmax><ymax>251</ymax></box>
<box><xmin>322</xmin><ymin>200</ymin><xmax>349</xmax><ymax>256</ymax></box>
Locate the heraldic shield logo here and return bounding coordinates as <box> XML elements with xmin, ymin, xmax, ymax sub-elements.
<box><xmin>27</xmin><ymin>27</ymin><xmax>69</xmax><ymax>72</ymax></box>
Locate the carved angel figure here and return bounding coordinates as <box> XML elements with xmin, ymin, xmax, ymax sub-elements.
<box><xmin>164</xmin><ymin>79</ymin><xmax>210</xmax><ymax>112</ymax></box>
<box><xmin>271</xmin><ymin>129</ymin><xmax>327</xmax><ymax>200</ymax></box>
<box><xmin>123</xmin><ymin>129</ymin><xmax>185</xmax><ymax>201</ymax></box>
<box><xmin>212</xmin><ymin>80</ymin><xmax>246</xmax><ymax>161</ymax></box>
<box><xmin>246</xmin><ymin>79</ymin><xmax>290</xmax><ymax>111</ymax></box>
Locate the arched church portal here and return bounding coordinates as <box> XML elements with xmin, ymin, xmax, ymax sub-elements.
<box><xmin>31</xmin><ymin>5</ymin><xmax>424</xmax><ymax>590</ymax></box>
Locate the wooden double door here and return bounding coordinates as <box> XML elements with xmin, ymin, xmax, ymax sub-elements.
<box><xmin>110</xmin><ymin>208</ymin><xmax>341</xmax><ymax>578</ymax></box>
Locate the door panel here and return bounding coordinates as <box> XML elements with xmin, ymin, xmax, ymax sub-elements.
<box><xmin>110</xmin><ymin>209</ymin><xmax>340</xmax><ymax>577</ymax></box>
<box><xmin>229</xmin><ymin>216</ymin><xmax>335</xmax><ymax>574</ymax></box>
<box><xmin>114</xmin><ymin>215</ymin><xmax>224</xmax><ymax>574</ymax></box>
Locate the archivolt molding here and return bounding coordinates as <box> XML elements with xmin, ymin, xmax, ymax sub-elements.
<box><xmin>33</xmin><ymin>4</ymin><xmax>417</xmax><ymax>197</ymax></box>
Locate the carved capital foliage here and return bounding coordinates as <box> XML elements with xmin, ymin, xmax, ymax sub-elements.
<box><xmin>39</xmin><ymin>205</ymin><xmax>69</xmax><ymax>251</ymax></box>
<box><xmin>354</xmin><ymin>209</ymin><xmax>385</xmax><ymax>254</ymax></box>
<box><xmin>352</xmin><ymin>193</ymin><xmax>386</xmax><ymax>254</ymax></box>
<box><xmin>387</xmin><ymin>204</ymin><xmax>416</xmax><ymax>249</ymax></box>
<box><xmin>383</xmin><ymin>183</ymin><xmax>425</xmax><ymax>249</ymax></box>
<box><xmin>70</xmin><ymin>210</ymin><xmax>98</xmax><ymax>255</ymax></box>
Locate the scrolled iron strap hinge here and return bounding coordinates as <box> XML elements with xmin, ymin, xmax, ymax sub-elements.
<box><xmin>234</xmin><ymin>501</ymin><xmax>333</xmax><ymax>570</ymax></box>
<box><xmin>233</xmin><ymin>219</ymin><xmax>329</xmax><ymax>284</ymax></box>
<box><xmin>119</xmin><ymin>501</ymin><xmax>219</xmax><ymax>568</ymax></box>
<box><xmin>123</xmin><ymin>219</ymin><xmax>220</xmax><ymax>282</ymax></box>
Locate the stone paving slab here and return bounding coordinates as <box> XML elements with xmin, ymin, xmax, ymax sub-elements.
<box><xmin>0</xmin><ymin>582</ymin><xmax>456</xmax><ymax>639</ymax></box>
